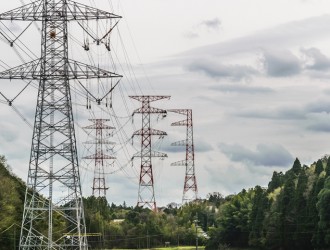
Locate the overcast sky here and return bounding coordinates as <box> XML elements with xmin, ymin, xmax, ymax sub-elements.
<box><xmin>2</xmin><ymin>0</ymin><xmax>330</xmax><ymax>207</ymax></box>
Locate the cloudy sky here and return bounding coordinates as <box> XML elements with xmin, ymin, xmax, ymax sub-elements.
<box><xmin>2</xmin><ymin>0</ymin><xmax>330</xmax><ymax>207</ymax></box>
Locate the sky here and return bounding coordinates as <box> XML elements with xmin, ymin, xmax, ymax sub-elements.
<box><xmin>2</xmin><ymin>0</ymin><xmax>330</xmax><ymax>207</ymax></box>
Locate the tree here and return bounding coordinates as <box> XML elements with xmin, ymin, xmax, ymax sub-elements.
<box><xmin>268</xmin><ymin>171</ymin><xmax>283</xmax><ymax>193</ymax></box>
<box><xmin>249</xmin><ymin>186</ymin><xmax>268</xmax><ymax>248</ymax></box>
<box><xmin>292</xmin><ymin>157</ymin><xmax>302</xmax><ymax>175</ymax></box>
<box><xmin>278</xmin><ymin>175</ymin><xmax>298</xmax><ymax>249</ymax></box>
<box><xmin>325</xmin><ymin>157</ymin><xmax>330</xmax><ymax>177</ymax></box>
<box><xmin>293</xmin><ymin>169</ymin><xmax>311</xmax><ymax>249</ymax></box>
<box><xmin>316</xmin><ymin>177</ymin><xmax>330</xmax><ymax>247</ymax></box>
<box><xmin>315</xmin><ymin>159</ymin><xmax>324</xmax><ymax>175</ymax></box>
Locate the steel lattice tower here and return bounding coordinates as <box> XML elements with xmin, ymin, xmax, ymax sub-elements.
<box><xmin>130</xmin><ymin>95</ymin><xmax>170</xmax><ymax>211</ymax></box>
<box><xmin>83</xmin><ymin>119</ymin><xmax>115</xmax><ymax>197</ymax></box>
<box><xmin>168</xmin><ymin>109</ymin><xmax>198</xmax><ymax>204</ymax></box>
<box><xmin>0</xmin><ymin>0</ymin><xmax>121</xmax><ymax>249</ymax></box>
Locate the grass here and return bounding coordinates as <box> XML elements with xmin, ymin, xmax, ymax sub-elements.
<box><xmin>107</xmin><ymin>247</ymin><xmax>205</xmax><ymax>250</ymax></box>
<box><xmin>152</xmin><ymin>247</ymin><xmax>205</xmax><ymax>250</ymax></box>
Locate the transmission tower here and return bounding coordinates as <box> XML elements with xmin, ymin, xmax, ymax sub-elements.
<box><xmin>83</xmin><ymin>119</ymin><xmax>115</xmax><ymax>197</ymax></box>
<box><xmin>130</xmin><ymin>95</ymin><xmax>170</xmax><ymax>211</ymax></box>
<box><xmin>0</xmin><ymin>0</ymin><xmax>121</xmax><ymax>249</ymax></box>
<box><xmin>168</xmin><ymin>109</ymin><xmax>198</xmax><ymax>204</ymax></box>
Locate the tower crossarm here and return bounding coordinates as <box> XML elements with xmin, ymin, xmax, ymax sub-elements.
<box><xmin>129</xmin><ymin>95</ymin><xmax>170</xmax><ymax>103</ymax></box>
<box><xmin>171</xmin><ymin>160</ymin><xmax>191</xmax><ymax>166</ymax></box>
<box><xmin>83</xmin><ymin>153</ymin><xmax>116</xmax><ymax>160</ymax></box>
<box><xmin>83</xmin><ymin>124</ymin><xmax>115</xmax><ymax>130</ymax></box>
<box><xmin>132</xmin><ymin>128</ymin><xmax>167</xmax><ymax>137</ymax></box>
<box><xmin>0</xmin><ymin>59</ymin><xmax>123</xmax><ymax>80</ymax></box>
<box><xmin>0</xmin><ymin>0</ymin><xmax>122</xmax><ymax>21</ymax></box>
<box><xmin>0</xmin><ymin>59</ymin><xmax>41</xmax><ymax>80</ymax></box>
<box><xmin>83</xmin><ymin>139</ymin><xmax>115</xmax><ymax>145</ymax></box>
<box><xmin>67</xmin><ymin>59</ymin><xmax>122</xmax><ymax>80</ymax></box>
<box><xmin>132</xmin><ymin>150</ymin><xmax>167</xmax><ymax>159</ymax></box>
<box><xmin>171</xmin><ymin>119</ymin><xmax>188</xmax><ymax>126</ymax></box>
<box><xmin>168</xmin><ymin>109</ymin><xmax>190</xmax><ymax>116</ymax></box>
<box><xmin>171</xmin><ymin>140</ymin><xmax>187</xmax><ymax>146</ymax></box>
<box><xmin>132</xmin><ymin>106</ymin><xmax>167</xmax><ymax>115</ymax></box>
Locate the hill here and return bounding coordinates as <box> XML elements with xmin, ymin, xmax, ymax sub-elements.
<box><xmin>0</xmin><ymin>156</ymin><xmax>25</xmax><ymax>248</ymax></box>
<box><xmin>2</xmin><ymin>155</ymin><xmax>330</xmax><ymax>249</ymax></box>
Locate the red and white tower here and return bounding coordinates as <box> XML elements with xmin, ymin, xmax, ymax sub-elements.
<box><xmin>130</xmin><ymin>95</ymin><xmax>170</xmax><ymax>211</ymax></box>
<box><xmin>168</xmin><ymin>109</ymin><xmax>198</xmax><ymax>204</ymax></box>
<box><xmin>83</xmin><ymin>119</ymin><xmax>116</xmax><ymax>197</ymax></box>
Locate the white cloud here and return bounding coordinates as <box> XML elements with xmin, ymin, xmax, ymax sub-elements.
<box><xmin>218</xmin><ymin>143</ymin><xmax>294</xmax><ymax>167</ymax></box>
<box><xmin>261</xmin><ymin>49</ymin><xmax>302</xmax><ymax>77</ymax></box>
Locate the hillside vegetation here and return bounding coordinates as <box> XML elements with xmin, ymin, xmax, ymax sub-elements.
<box><xmin>0</xmin><ymin>156</ymin><xmax>25</xmax><ymax>249</ymax></box>
<box><xmin>1</xmin><ymin>155</ymin><xmax>330</xmax><ymax>249</ymax></box>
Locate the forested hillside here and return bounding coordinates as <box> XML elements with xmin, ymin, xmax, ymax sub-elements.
<box><xmin>206</xmin><ymin>157</ymin><xmax>330</xmax><ymax>250</ymax></box>
<box><xmin>1</xmin><ymin>155</ymin><xmax>330</xmax><ymax>249</ymax></box>
<box><xmin>0</xmin><ymin>156</ymin><xmax>25</xmax><ymax>249</ymax></box>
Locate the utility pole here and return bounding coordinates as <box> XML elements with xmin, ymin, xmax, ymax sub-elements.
<box><xmin>168</xmin><ymin>109</ymin><xmax>198</xmax><ymax>204</ymax></box>
<box><xmin>130</xmin><ymin>95</ymin><xmax>170</xmax><ymax>211</ymax></box>
<box><xmin>83</xmin><ymin>119</ymin><xmax>116</xmax><ymax>197</ymax></box>
<box><xmin>0</xmin><ymin>1</ymin><xmax>121</xmax><ymax>248</ymax></box>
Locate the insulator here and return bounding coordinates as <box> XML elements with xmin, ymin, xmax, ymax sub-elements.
<box><xmin>110</xmin><ymin>93</ymin><xmax>113</xmax><ymax>108</ymax></box>
<box><xmin>105</xmin><ymin>43</ymin><xmax>110</xmax><ymax>51</ymax></box>
<box><xmin>83</xmin><ymin>38</ymin><xmax>89</xmax><ymax>51</ymax></box>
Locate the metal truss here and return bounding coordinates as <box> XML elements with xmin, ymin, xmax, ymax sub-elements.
<box><xmin>0</xmin><ymin>0</ymin><xmax>122</xmax><ymax>249</ymax></box>
<box><xmin>168</xmin><ymin>109</ymin><xmax>198</xmax><ymax>204</ymax></box>
<box><xmin>83</xmin><ymin>119</ymin><xmax>115</xmax><ymax>197</ymax></box>
<box><xmin>130</xmin><ymin>95</ymin><xmax>170</xmax><ymax>211</ymax></box>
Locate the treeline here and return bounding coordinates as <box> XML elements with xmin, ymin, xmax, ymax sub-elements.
<box><xmin>0</xmin><ymin>156</ymin><xmax>25</xmax><ymax>249</ymax></box>
<box><xmin>2</xmin><ymin>155</ymin><xmax>330</xmax><ymax>249</ymax></box>
<box><xmin>83</xmin><ymin>196</ymin><xmax>211</xmax><ymax>249</ymax></box>
<box><xmin>206</xmin><ymin>157</ymin><xmax>330</xmax><ymax>250</ymax></box>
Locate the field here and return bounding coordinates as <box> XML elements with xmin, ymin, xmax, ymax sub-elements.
<box><xmin>109</xmin><ymin>247</ymin><xmax>205</xmax><ymax>250</ymax></box>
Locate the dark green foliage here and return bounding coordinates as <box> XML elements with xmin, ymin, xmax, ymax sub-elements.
<box><xmin>206</xmin><ymin>156</ymin><xmax>330</xmax><ymax>250</ymax></box>
<box><xmin>206</xmin><ymin>190</ymin><xmax>252</xmax><ymax>249</ymax></box>
<box><xmin>315</xmin><ymin>159</ymin><xmax>324</xmax><ymax>175</ymax></box>
<box><xmin>325</xmin><ymin>157</ymin><xmax>330</xmax><ymax>177</ymax></box>
<box><xmin>4</xmin><ymin>154</ymin><xmax>330</xmax><ymax>249</ymax></box>
<box><xmin>293</xmin><ymin>170</ymin><xmax>311</xmax><ymax>250</ymax></box>
<box><xmin>277</xmin><ymin>171</ymin><xmax>296</xmax><ymax>249</ymax></box>
<box><xmin>0</xmin><ymin>156</ymin><xmax>26</xmax><ymax>249</ymax></box>
<box><xmin>268</xmin><ymin>171</ymin><xmax>283</xmax><ymax>193</ymax></box>
<box><xmin>292</xmin><ymin>157</ymin><xmax>302</xmax><ymax>175</ymax></box>
<box><xmin>248</xmin><ymin>186</ymin><xmax>268</xmax><ymax>248</ymax></box>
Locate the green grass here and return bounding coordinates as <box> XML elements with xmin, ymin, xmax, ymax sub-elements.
<box><xmin>152</xmin><ymin>247</ymin><xmax>205</xmax><ymax>250</ymax></box>
<box><xmin>107</xmin><ymin>247</ymin><xmax>205</xmax><ymax>250</ymax></box>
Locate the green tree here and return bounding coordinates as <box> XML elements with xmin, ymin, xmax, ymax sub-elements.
<box><xmin>293</xmin><ymin>169</ymin><xmax>311</xmax><ymax>249</ymax></box>
<box><xmin>325</xmin><ymin>157</ymin><xmax>330</xmax><ymax>177</ymax></box>
<box><xmin>316</xmin><ymin>177</ymin><xmax>330</xmax><ymax>247</ymax></box>
<box><xmin>268</xmin><ymin>171</ymin><xmax>283</xmax><ymax>193</ymax></box>
<box><xmin>315</xmin><ymin>159</ymin><xmax>324</xmax><ymax>175</ymax></box>
<box><xmin>292</xmin><ymin>157</ymin><xmax>302</xmax><ymax>175</ymax></box>
<box><xmin>249</xmin><ymin>185</ymin><xmax>268</xmax><ymax>248</ymax></box>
